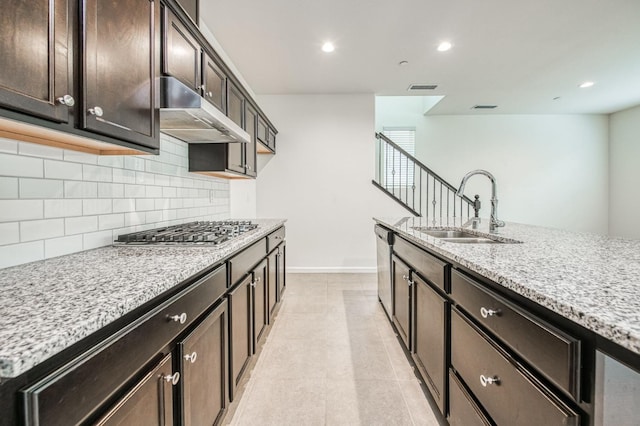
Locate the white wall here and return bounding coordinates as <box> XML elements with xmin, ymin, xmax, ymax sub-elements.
<box><xmin>376</xmin><ymin>97</ymin><xmax>610</xmax><ymax>234</ymax></box>
<box><xmin>609</xmin><ymin>105</ymin><xmax>640</xmax><ymax>239</ymax></box>
<box><xmin>255</xmin><ymin>95</ymin><xmax>410</xmax><ymax>272</ymax></box>
<box><xmin>0</xmin><ymin>135</ymin><xmax>230</xmax><ymax>269</ymax></box>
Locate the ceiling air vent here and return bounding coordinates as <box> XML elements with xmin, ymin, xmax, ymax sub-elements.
<box><xmin>472</xmin><ymin>105</ymin><xmax>498</xmax><ymax>109</ymax></box>
<box><xmin>407</xmin><ymin>84</ymin><xmax>438</xmax><ymax>91</ymax></box>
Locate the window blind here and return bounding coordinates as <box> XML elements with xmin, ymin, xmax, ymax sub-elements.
<box><xmin>382</xmin><ymin>128</ymin><xmax>416</xmax><ymax>187</ymax></box>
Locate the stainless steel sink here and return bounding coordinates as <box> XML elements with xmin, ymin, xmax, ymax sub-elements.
<box><xmin>413</xmin><ymin>228</ymin><xmax>506</xmax><ymax>244</ymax></box>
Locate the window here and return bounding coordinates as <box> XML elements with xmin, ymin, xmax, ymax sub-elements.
<box><xmin>382</xmin><ymin>127</ymin><xmax>416</xmax><ymax>187</ymax></box>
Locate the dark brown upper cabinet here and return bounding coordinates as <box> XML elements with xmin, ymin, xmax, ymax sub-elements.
<box><xmin>244</xmin><ymin>103</ymin><xmax>257</xmax><ymax>178</ymax></box>
<box><xmin>82</xmin><ymin>0</ymin><xmax>160</xmax><ymax>150</ymax></box>
<box><xmin>203</xmin><ymin>53</ymin><xmax>227</xmax><ymax>113</ymax></box>
<box><xmin>163</xmin><ymin>7</ymin><xmax>201</xmax><ymax>92</ymax></box>
<box><xmin>0</xmin><ymin>0</ymin><xmax>71</xmax><ymax>123</ymax></box>
<box><xmin>227</xmin><ymin>81</ymin><xmax>245</xmax><ymax>174</ymax></box>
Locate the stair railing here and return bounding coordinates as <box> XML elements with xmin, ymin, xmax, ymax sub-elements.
<box><xmin>373</xmin><ymin>132</ymin><xmax>474</xmax><ymax>218</ymax></box>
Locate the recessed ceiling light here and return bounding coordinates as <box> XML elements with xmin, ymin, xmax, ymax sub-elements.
<box><xmin>437</xmin><ymin>41</ymin><xmax>453</xmax><ymax>52</ymax></box>
<box><xmin>579</xmin><ymin>81</ymin><xmax>595</xmax><ymax>88</ymax></box>
<box><xmin>321</xmin><ymin>42</ymin><xmax>335</xmax><ymax>53</ymax></box>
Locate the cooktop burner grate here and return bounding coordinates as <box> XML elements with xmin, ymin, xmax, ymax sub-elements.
<box><xmin>115</xmin><ymin>221</ymin><xmax>258</xmax><ymax>245</ymax></box>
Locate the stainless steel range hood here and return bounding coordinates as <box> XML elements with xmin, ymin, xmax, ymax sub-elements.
<box><xmin>159</xmin><ymin>76</ymin><xmax>249</xmax><ymax>144</ymax></box>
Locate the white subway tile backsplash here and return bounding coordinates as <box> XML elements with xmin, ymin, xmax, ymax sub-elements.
<box><xmin>98</xmin><ymin>213</ymin><xmax>124</xmax><ymax>230</ymax></box>
<box><xmin>45</xmin><ymin>235</ymin><xmax>83</xmax><ymax>258</ymax></box>
<box><xmin>0</xmin><ymin>177</ymin><xmax>19</xmax><ymax>198</ymax></box>
<box><xmin>0</xmin><ymin>200</ymin><xmax>43</xmax><ymax>222</ymax></box>
<box><xmin>65</xmin><ymin>181</ymin><xmax>98</xmax><ymax>198</ymax></box>
<box><xmin>124</xmin><ymin>156</ymin><xmax>145</xmax><ymax>171</ymax></box>
<box><xmin>0</xmin><ymin>153</ymin><xmax>43</xmax><ymax>178</ymax></box>
<box><xmin>83</xmin><ymin>164</ymin><xmax>113</xmax><ymax>182</ymax></box>
<box><xmin>19</xmin><ymin>178</ymin><xmax>64</xmax><ymax>199</ymax></box>
<box><xmin>83</xmin><ymin>230</ymin><xmax>114</xmax><ymax>250</ymax></box>
<box><xmin>63</xmin><ymin>150</ymin><xmax>98</xmax><ymax>164</ymax></box>
<box><xmin>0</xmin><ymin>222</ymin><xmax>20</xmax><ymax>245</ymax></box>
<box><xmin>18</xmin><ymin>142</ymin><xmax>64</xmax><ymax>160</ymax></box>
<box><xmin>0</xmin><ymin>134</ymin><xmax>230</xmax><ymax>269</ymax></box>
<box><xmin>145</xmin><ymin>185</ymin><xmax>162</xmax><ymax>198</ymax></box>
<box><xmin>44</xmin><ymin>199</ymin><xmax>83</xmax><ymax>218</ymax></box>
<box><xmin>83</xmin><ymin>199</ymin><xmax>113</xmax><ymax>215</ymax></box>
<box><xmin>124</xmin><ymin>184</ymin><xmax>145</xmax><ymax>198</ymax></box>
<box><xmin>0</xmin><ymin>241</ymin><xmax>44</xmax><ymax>269</ymax></box>
<box><xmin>65</xmin><ymin>216</ymin><xmax>98</xmax><ymax>235</ymax></box>
<box><xmin>98</xmin><ymin>183</ymin><xmax>124</xmax><ymax>198</ymax></box>
<box><xmin>113</xmin><ymin>168</ymin><xmax>136</xmax><ymax>184</ymax></box>
<box><xmin>20</xmin><ymin>218</ymin><xmax>65</xmax><ymax>242</ymax></box>
<box><xmin>135</xmin><ymin>198</ymin><xmax>155</xmax><ymax>211</ymax></box>
<box><xmin>0</xmin><ymin>137</ymin><xmax>18</xmax><ymax>154</ymax></box>
<box><xmin>113</xmin><ymin>198</ymin><xmax>136</xmax><ymax>213</ymax></box>
<box><xmin>44</xmin><ymin>159</ymin><xmax>83</xmax><ymax>180</ymax></box>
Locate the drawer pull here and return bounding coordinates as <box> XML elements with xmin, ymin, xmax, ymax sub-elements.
<box><xmin>184</xmin><ymin>351</ymin><xmax>198</xmax><ymax>364</ymax></box>
<box><xmin>480</xmin><ymin>374</ymin><xmax>500</xmax><ymax>387</ymax></box>
<box><xmin>163</xmin><ymin>372</ymin><xmax>180</xmax><ymax>385</ymax></box>
<box><xmin>480</xmin><ymin>307</ymin><xmax>500</xmax><ymax>318</ymax></box>
<box><xmin>168</xmin><ymin>312</ymin><xmax>188</xmax><ymax>324</ymax></box>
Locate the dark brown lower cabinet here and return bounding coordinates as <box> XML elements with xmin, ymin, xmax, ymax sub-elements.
<box><xmin>178</xmin><ymin>300</ymin><xmax>228</xmax><ymax>426</ymax></box>
<box><xmin>392</xmin><ymin>255</ymin><xmax>411</xmax><ymax>348</ymax></box>
<box><xmin>253</xmin><ymin>260</ymin><xmax>268</xmax><ymax>349</ymax></box>
<box><xmin>228</xmin><ymin>274</ymin><xmax>253</xmax><ymax>401</ymax></box>
<box><xmin>451</xmin><ymin>308</ymin><xmax>580</xmax><ymax>425</ymax></box>
<box><xmin>412</xmin><ymin>274</ymin><xmax>446</xmax><ymax>414</ymax></box>
<box><xmin>94</xmin><ymin>354</ymin><xmax>176</xmax><ymax>426</ymax></box>
<box><xmin>277</xmin><ymin>244</ymin><xmax>286</xmax><ymax>300</ymax></box>
<box><xmin>268</xmin><ymin>249</ymin><xmax>278</xmax><ymax>318</ymax></box>
<box><xmin>448</xmin><ymin>370</ymin><xmax>492</xmax><ymax>426</ymax></box>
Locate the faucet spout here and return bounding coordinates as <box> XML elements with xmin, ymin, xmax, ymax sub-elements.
<box><xmin>456</xmin><ymin>169</ymin><xmax>505</xmax><ymax>233</ymax></box>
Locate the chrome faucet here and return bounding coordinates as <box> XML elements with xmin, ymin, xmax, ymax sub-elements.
<box><xmin>456</xmin><ymin>170</ymin><xmax>505</xmax><ymax>233</ymax></box>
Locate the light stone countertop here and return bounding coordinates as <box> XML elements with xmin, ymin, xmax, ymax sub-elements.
<box><xmin>374</xmin><ymin>216</ymin><xmax>640</xmax><ymax>357</ymax></box>
<box><xmin>0</xmin><ymin>219</ymin><xmax>286</xmax><ymax>379</ymax></box>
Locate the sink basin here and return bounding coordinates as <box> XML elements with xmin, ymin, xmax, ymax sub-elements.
<box><xmin>412</xmin><ymin>227</ymin><xmax>512</xmax><ymax>244</ymax></box>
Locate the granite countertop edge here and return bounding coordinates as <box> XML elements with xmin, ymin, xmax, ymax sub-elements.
<box><xmin>0</xmin><ymin>218</ymin><xmax>286</xmax><ymax>379</ymax></box>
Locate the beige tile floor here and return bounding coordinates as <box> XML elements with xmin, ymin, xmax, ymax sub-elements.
<box><xmin>226</xmin><ymin>273</ymin><xmax>442</xmax><ymax>426</ymax></box>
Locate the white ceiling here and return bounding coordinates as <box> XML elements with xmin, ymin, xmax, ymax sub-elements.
<box><xmin>201</xmin><ymin>0</ymin><xmax>640</xmax><ymax>115</ymax></box>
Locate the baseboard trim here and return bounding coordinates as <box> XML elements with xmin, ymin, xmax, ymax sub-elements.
<box><xmin>287</xmin><ymin>267</ymin><xmax>377</xmax><ymax>274</ymax></box>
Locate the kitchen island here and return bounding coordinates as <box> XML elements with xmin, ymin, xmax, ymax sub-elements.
<box><xmin>0</xmin><ymin>218</ymin><xmax>286</xmax><ymax>425</ymax></box>
<box><xmin>375</xmin><ymin>216</ymin><xmax>640</xmax><ymax>426</ymax></box>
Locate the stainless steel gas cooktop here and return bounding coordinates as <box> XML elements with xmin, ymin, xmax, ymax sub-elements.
<box><xmin>115</xmin><ymin>220</ymin><xmax>258</xmax><ymax>245</ymax></box>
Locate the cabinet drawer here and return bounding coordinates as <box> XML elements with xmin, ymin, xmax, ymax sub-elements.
<box><xmin>394</xmin><ymin>236</ymin><xmax>447</xmax><ymax>292</ymax></box>
<box><xmin>451</xmin><ymin>269</ymin><xmax>581</xmax><ymax>399</ymax></box>
<box><xmin>451</xmin><ymin>309</ymin><xmax>580</xmax><ymax>426</ymax></box>
<box><xmin>22</xmin><ymin>264</ymin><xmax>227</xmax><ymax>426</ymax></box>
<box><xmin>267</xmin><ymin>227</ymin><xmax>285</xmax><ymax>252</ymax></box>
<box><xmin>448</xmin><ymin>370</ymin><xmax>492</xmax><ymax>426</ymax></box>
<box><xmin>229</xmin><ymin>238</ymin><xmax>267</xmax><ymax>286</ymax></box>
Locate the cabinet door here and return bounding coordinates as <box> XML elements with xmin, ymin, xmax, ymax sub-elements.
<box><xmin>179</xmin><ymin>301</ymin><xmax>228</xmax><ymax>426</ymax></box>
<box><xmin>257</xmin><ymin>116</ymin><xmax>268</xmax><ymax>146</ymax></box>
<box><xmin>202</xmin><ymin>53</ymin><xmax>226</xmax><ymax>113</ymax></box>
<box><xmin>413</xmin><ymin>274</ymin><xmax>446</xmax><ymax>414</ymax></box>
<box><xmin>268</xmin><ymin>249</ymin><xmax>278</xmax><ymax>319</ymax></box>
<box><xmin>94</xmin><ymin>354</ymin><xmax>175</xmax><ymax>426</ymax></box>
<box><xmin>83</xmin><ymin>0</ymin><xmax>160</xmax><ymax>149</ymax></box>
<box><xmin>226</xmin><ymin>82</ymin><xmax>244</xmax><ymax>174</ymax></box>
<box><xmin>176</xmin><ymin>0</ymin><xmax>198</xmax><ymax>24</ymax></box>
<box><xmin>244</xmin><ymin>103</ymin><xmax>257</xmax><ymax>177</ymax></box>
<box><xmin>228</xmin><ymin>275</ymin><xmax>252</xmax><ymax>401</ymax></box>
<box><xmin>162</xmin><ymin>7</ymin><xmax>201</xmax><ymax>91</ymax></box>
<box><xmin>392</xmin><ymin>255</ymin><xmax>412</xmax><ymax>349</ymax></box>
<box><xmin>253</xmin><ymin>259</ymin><xmax>268</xmax><ymax>349</ymax></box>
<box><xmin>0</xmin><ymin>0</ymin><xmax>70</xmax><ymax>122</ymax></box>
<box><xmin>277</xmin><ymin>243</ymin><xmax>286</xmax><ymax>300</ymax></box>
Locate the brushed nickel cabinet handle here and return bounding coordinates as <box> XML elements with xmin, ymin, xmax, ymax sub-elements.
<box><xmin>57</xmin><ymin>95</ymin><xmax>75</xmax><ymax>106</ymax></box>
<box><xmin>163</xmin><ymin>372</ymin><xmax>180</xmax><ymax>385</ymax></box>
<box><xmin>168</xmin><ymin>313</ymin><xmax>187</xmax><ymax>324</ymax></box>
<box><xmin>88</xmin><ymin>106</ymin><xmax>103</xmax><ymax>117</ymax></box>
<box><xmin>480</xmin><ymin>307</ymin><xmax>500</xmax><ymax>318</ymax></box>
<box><xmin>184</xmin><ymin>352</ymin><xmax>197</xmax><ymax>364</ymax></box>
<box><xmin>480</xmin><ymin>374</ymin><xmax>500</xmax><ymax>387</ymax></box>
